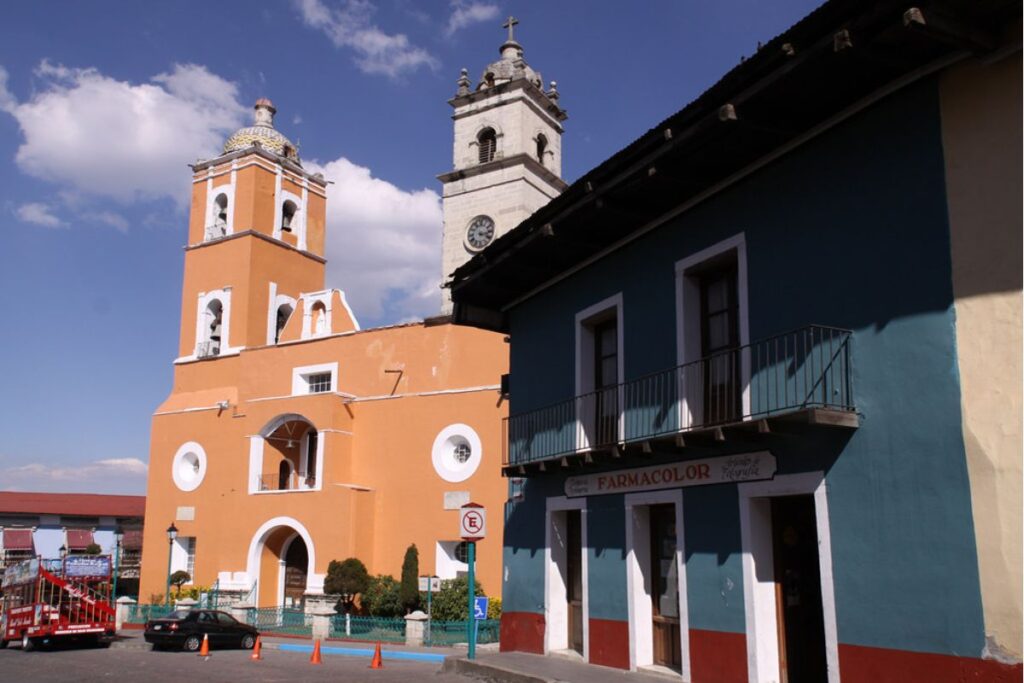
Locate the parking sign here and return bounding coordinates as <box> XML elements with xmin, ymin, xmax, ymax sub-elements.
<box><xmin>473</xmin><ymin>596</ymin><xmax>489</xmax><ymax>620</ymax></box>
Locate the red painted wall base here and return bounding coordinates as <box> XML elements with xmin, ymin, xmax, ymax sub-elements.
<box><xmin>499</xmin><ymin>611</ymin><xmax>545</xmax><ymax>654</ymax></box>
<box><xmin>588</xmin><ymin>618</ymin><xmax>630</xmax><ymax>669</ymax></box>
<box><xmin>690</xmin><ymin>629</ymin><xmax>747</xmax><ymax>683</ymax></box>
<box><xmin>839</xmin><ymin>643</ymin><xmax>1023</xmax><ymax>683</ymax></box>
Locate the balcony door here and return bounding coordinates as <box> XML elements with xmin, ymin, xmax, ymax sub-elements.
<box><xmin>699</xmin><ymin>261</ymin><xmax>740</xmax><ymax>424</ymax></box>
<box><xmin>593</xmin><ymin>319</ymin><xmax>619</xmax><ymax>447</ymax></box>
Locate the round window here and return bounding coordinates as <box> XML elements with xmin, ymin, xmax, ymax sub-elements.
<box><xmin>431</xmin><ymin>424</ymin><xmax>482</xmax><ymax>483</ymax></box>
<box><xmin>172</xmin><ymin>442</ymin><xmax>207</xmax><ymax>492</ymax></box>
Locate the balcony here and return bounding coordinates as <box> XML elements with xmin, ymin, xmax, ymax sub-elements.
<box><xmin>503</xmin><ymin>325</ymin><xmax>857</xmax><ymax>474</ymax></box>
<box><xmin>196</xmin><ymin>340</ymin><xmax>221</xmax><ymax>359</ymax></box>
<box><xmin>257</xmin><ymin>470</ymin><xmax>316</xmax><ymax>493</ymax></box>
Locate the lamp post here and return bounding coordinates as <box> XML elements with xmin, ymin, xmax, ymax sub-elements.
<box><xmin>112</xmin><ymin>526</ymin><xmax>124</xmax><ymax>603</ymax></box>
<box><xmin>59</xmin><ymin>544</ymin><xmax>67</xmax><ymax>561</ymax></box>
<box><xmin>165</xmin><ymin>523</ymin><xmax>178</xmax><ymax>606</ymax></box>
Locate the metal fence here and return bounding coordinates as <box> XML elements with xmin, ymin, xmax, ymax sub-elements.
<box><xmin>505</xmin><ymin>325</ymin><xmax>854</xmax><ymax>466</ymax></box>
<box><xmin>425</xmin><ymin>619</ymin><xmax>500</xmax><ymax>646</ymax></box>
<box><xmin>246</xmin><ymin>607</ymin><xmax>314</xmax><ymax>636</ymax></box>
<box><xmin>123</xmin><ymin>603</ymin><xmax>176</xmax><ymax>624</ymax></box>
<box><xmin>329</xmin><ymin>615</ymin><xmax>406</xmax><ymax>642</ymax></box>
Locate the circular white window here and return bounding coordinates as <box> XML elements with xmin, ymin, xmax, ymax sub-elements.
<box><xmin>172</xmin><ymin>442</ymin><xmax>207</xmax><ymax>492</ymax></box>
<box><xmin>431</xmin><ymin>424</ymin><xmax>482</xmax><ymax>483</ymax></box>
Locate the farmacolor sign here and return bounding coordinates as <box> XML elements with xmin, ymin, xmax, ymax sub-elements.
<box><xmin>564</xmin><ymin>451</ymin><xmax>776</xmax><ymax>497</ymax></box>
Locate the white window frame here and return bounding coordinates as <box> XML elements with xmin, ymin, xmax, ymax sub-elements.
<box><xmin>624</xmin><ymin>489</ymin><xmax>690</xmax><ymax>679</ymax></box>
<box><xmin>574</xmin><ymin>293</ymin><xmax>624</xmax><ymax>451</ymax></box>
<box><xmin>544</xmin><ymin>496</ymin><xmax>589</xmax><ymax>660</ymax></box>
<box><xmin>266</xmin><ymin>283</ymin><xmax>298</xmax><ymax>345</ymax></box>
<box><xmin>170</xmin><ymin>536</ymin><xmax>196</xmax><ymax>577</ymax></box>
<box><xmin>192</xmin><ymin>287</ymin><xmax>237</xmax><ymax>359</ymax></box>
<box><xmin>738</xmin><ymin>471</ymin><xmax>840</xmax><ymax>683</ymax></box>
<box><xmin>204</xmin><ymin>167</ymin><xmax>236</xmax><ymax>241</ymax></box>
<box><xmin>291</xmin><ymin>363</ymin><xmax>338</xmax><ymax>396</ymax></box>
<box><xmin>674</xmin><ymin>234</ymin><xmax>749</xmax><ymax>430</ymax></box>
<box><xmin>300</xmin><ymin>291</ymin><xmax>333</xmax><ymax>339</ymax></box>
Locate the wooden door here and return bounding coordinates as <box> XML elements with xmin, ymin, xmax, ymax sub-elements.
<box><xmin>650</xmin><ymin>504</ymin><xmax>681</xmax><ymax>669</ymax></box>
<box><xmin>772</xmin><ymin>496</ymin><xmax>827</xmax><ymax>683</ymax></box>
<box><xmin>566</xmin><ymin>510</ymin><xmax>584</xmax><ymax>654</ymax></box>
<box><xmin>284</xmin><ymin>537</ymin><xmax>308</xmax><ymax>608</ymax></box>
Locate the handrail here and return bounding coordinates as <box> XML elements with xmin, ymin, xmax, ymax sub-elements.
<box><xmin>504</xmin><ymin>325</ymin><xmax>854</xmax><ymax>466</ymax></box>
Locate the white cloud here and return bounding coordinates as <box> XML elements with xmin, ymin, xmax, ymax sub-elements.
<box><xmin>307</xmin><ymin>156</ymin><xmax>442</xmax><ymax>322</ymax></box>
<box><xmin>16</xmin><ymin>202</ymin><xmax>64</xmax><ymax>228</ymax></box>
<box><xmin>0</xmin><ymin>457</ymin><xmax>148</xmax><ymax>494</ymax></box>
<box><xmin>84</xmin><ymin>210</ymin><xmax>130</xmax><ymax>232</ymax></box>
<box><xmin>294</xmin><ymin>0</ymin><xmax>438</xmax><ymax>78</ymax></box>
<box><xmin>0</xmin><ymin>60</ymin><xmax>246</xmax><ymax>206</ymax></box>
<box><xmin>446</xmin><ymin>1</ymin><xmax>500</xmax><ymax>36</ymax></box>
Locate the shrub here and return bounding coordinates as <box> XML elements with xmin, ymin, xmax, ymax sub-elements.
<box><xmin>486</xmin><ymin>596</ymin><xmax>502</xmax><ymax>620</ymax></box>
<box><xmin>324</xmin><ymin>558</ymin><xmax>369</xmax><ymax>613</ymax></box>
<box><xmin>399</xmin><ymin>544</ymin><xmax>420</xmax><ymax>613</ymax></box>
<box><xmin>361</xmin><ymin>575</ymin><xmax>403</xmax><ymax>617</ymax></box>
<box><xmin>429</xmin><ymin>576</ymin><xmax>484</xmax><ymax>621</ymax></box>
<box><xmin>169</xmin><ymin>570</ymin><xmax>191</xmax><ymax>595</ymax></box>
<box><xmin>83</xmin><ymin>543</ymin><xmax>102</xmax><ymax>555</ymax></box>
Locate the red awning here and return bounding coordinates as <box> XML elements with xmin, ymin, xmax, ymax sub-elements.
<box><xmin>2</xmin><ymin>529</ymin><xmax>34</xmax><ymax>550</ymax></box>
<box><xmin>122</xmin><ymin>530</ymin><xmax>143</xmax><ymax>550</ymax></box>
<box><xmin>67</xmin><ymin>529</ymin><xmax>94</xmax><ymax>550</ymax></box>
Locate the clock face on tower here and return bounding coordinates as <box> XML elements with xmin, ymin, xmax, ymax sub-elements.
<box><xmin>465</xmin><ymin>215</ymin><xmax>495</xmax><ymax>251</ymax></box>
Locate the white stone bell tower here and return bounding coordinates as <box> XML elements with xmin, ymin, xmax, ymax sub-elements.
<box><xmin>439</xmin><ymin>16</ymin><xmax>568</xmax><ymax>313</ymax></box>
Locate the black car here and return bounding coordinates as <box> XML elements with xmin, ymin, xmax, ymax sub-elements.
<box><xmin>144</xmin><ymin>609</ymin><xmax>259</xmax><ymax>652</ymax></box>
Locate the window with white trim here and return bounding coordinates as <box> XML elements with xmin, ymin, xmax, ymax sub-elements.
<box><xmin>291</xmin><ymin>363</ymin><xmax>338</xmax><ymax>396</ymax></box>
<box><xmin>307</xmin><ymin>373</ymin><xmax>332</xmax><ymax>394</ymax></box>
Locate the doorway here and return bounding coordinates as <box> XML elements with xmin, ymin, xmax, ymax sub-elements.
<box><xmin>650</xmin><ymin>504</ymin><xmax>681</xmax><ymax>670</ymax></box>
<box><xmin>545</xmin><ymin>499</ymin><xmax>588</xmax><ymax>658</ymax></box>
<box><xmin>771</xmin><ymin>496</ymin><xmax>827</xmax><ymax>683</ymax></box>
<box><xmin>283</xmin><ymin>536</ymin><xmax>308</xmax><ymax>609</ymax></box>
<box><xmin>738</xmin><ymin>472</ymin><xmax>839</xmax><ymax>683</ymax></box>
<box><xmin>566</xmin><ymin>510</ymin><xmax>584</xmax><ymax>655</ymax></box>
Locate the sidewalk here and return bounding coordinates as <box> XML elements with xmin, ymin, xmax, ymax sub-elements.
<box><xmin>444</xmin><ymin>651</ymin><xmax>682</xmax><ymax>683</ymax></box>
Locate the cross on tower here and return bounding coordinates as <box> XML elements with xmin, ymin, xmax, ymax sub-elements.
<box><xmin>503</xmin><ymin>15</ymin><xmax>519</xmax><ymax>42</ymax></box>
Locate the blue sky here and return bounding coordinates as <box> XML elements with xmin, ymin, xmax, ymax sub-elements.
<box><xmin>0</xmin><ymin>0</ymin><xmax>822</xmax><ymax>494</ymax></box>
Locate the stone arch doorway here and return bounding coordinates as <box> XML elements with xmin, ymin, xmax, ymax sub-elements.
<box><xmin>282</xmin><ymin>534</ymin><xmax>309</xmax><ymax>609</ymax></box>
<box><xmin>245</xmin><ymin>516</ymin><xmax>322</xmax><ymax>607</ymax></box>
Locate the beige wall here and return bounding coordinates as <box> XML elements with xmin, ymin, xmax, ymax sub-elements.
<box><xmin>940</xmin><ymin>50</ymin><xmax>1023</xmax><ymax>661</ymax></box>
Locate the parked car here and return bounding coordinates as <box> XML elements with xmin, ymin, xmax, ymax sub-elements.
<box><xmin>144</xmin><ymin>609</ymin><xmax>258</xmax><ymax>652</ymax></box>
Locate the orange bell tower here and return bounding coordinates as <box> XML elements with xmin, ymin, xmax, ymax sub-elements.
<box><xmin>176</xmin><ymin>99</ymin><xmax>329</xmax><ymax>361</ymax></box>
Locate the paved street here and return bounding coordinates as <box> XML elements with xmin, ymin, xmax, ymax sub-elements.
<box><xmin>0</xmin><ymin>642</ymin><xmax>470</xmax><ymax>682</ymax></box>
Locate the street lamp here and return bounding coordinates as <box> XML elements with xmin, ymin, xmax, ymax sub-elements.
<box><xmin>59</xmin><ymin>544</ymin><xmax>67</xmax><ymax>560</ymax></box>
<box><xmin>165</xmin><ymin>523</ymin><xmax>178</xmax><ymax>606</ymax></box>
<box><xmin>112</xmin><ymin>525</ymin><xmax>124</xmax><ymax>603</ymax></box>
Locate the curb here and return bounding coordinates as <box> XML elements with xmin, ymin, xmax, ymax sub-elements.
<box><xmin>442</xmin><ymin>657</ymin><xmax>552</xmax><ymax>683</ymax></box>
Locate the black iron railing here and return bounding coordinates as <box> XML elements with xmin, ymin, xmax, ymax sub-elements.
<box><xmin>503</xmin><ymin>325</ymin><xmax>853</xmax><ymax>467</ymax></box>
<box><xmin>258</xmin><ymin>470</ymin><xmax>315</xmax><ymax>492</ymax></box>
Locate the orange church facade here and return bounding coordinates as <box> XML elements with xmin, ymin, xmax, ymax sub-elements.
<box><xmin>138</xmin><ymin>100</ymin><xmax>508</xmax><ymax>608</ymax></box>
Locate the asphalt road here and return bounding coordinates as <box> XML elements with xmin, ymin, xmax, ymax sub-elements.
<box><xmin>0</xmin><ymin>641</ymin><xmax>471</xmax><ymax>682</ymax></box>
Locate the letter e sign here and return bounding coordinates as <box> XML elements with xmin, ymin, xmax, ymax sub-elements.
<box><xmin>460</xmin><ymin>503</ymin><xmax>486</xmax><ymax>541</ymax></box>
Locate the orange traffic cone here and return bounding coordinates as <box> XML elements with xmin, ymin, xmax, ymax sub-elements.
<box><xmin>198</xmin><ymin>633</ymin><xmax>211</xmax><ymax>658</ymax></box>
<box><xmin>369</xmin><ymin>641</ymin><xmax>383</xmax><ymax>669</ymax></box>
<box><xmin>250</xmin><ymin>635</ymin><xmax>262</xmax><ymax>661</ymax></box>
<box><xmin>310</xmin><ymin>638</ymin><xmax>323</xmax><ymax>665</ymax></box>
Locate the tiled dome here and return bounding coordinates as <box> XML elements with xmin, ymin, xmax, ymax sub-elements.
<box><xmin>223</xmin><ymin>99</ymin><xmax>300</xmax><ymax>163</ymax></box>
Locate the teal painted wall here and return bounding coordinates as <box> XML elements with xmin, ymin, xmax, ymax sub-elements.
<box><xmin>501</xmin><ymin>77</ymin><xmax>985</xmax><ymax>657</ymax></box>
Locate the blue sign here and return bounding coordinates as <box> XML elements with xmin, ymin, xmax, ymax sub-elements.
<box><xmin>473</xmin><ymin>596</ymin><xmax>489</xmax><ymax>620</ymax></box>
<box><xmin>64</xmin><ymin>556</ymin><xmax>111</xmax><ymax>578</ymax></box>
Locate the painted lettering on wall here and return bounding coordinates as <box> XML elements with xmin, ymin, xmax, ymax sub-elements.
<box><xmin>564</xmin><ymin>451</ymin><xmax>776</xmax><ymax>497</ymax></box>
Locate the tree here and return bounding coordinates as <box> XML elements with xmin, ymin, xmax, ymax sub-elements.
<box><xmin>324</xmin><ymin>558</ymin><xmax>369</xmax><ymax>613</ymax></box>
<box><xmin>83</xmin><ymin>543</ymin><xmax>102</xmax><ymax>555</ymax></box>
<box><xmin>399</xmin><ymin>544</ymin><xmax>420</xmax><ymax>613</ymax></box>
<box><xmin>429</xmin><ymin>576</ymin><xmax>484</xmax><ymax>621</ymax></box>
<box><xmin>168</xmin><ymin>570</ymin><xmax>191</xmax><ymax>596</ymax></box>
<box><xmin>361</xmin><ymin>575</ymin><xmax>403</xmax><ymax>617</ymax></box>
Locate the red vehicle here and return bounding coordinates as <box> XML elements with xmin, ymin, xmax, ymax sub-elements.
<box><xmin>0</xmin><ymin>556</ymin><xmax>115</xmax><ymax>650</ymax></box>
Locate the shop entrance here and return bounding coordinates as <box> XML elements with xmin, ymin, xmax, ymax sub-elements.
<box><xmin>650</xmin><ymin>504</ymin><xmax>681</xmax><ymax>670</ymax></box>
<box><xmin>772</xmin><ymin>495</ymin><xmax>827</xmax><ymax>683</ymax></box>
<box><xmin>283</xmin><ymin>536</ymin><xmax>308</xmax><ymax>609</ymax></box>
<box><xmin>566</xmin><ymin>509</ymin><xmax>584</xmax><ymax>655</ymax></box>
